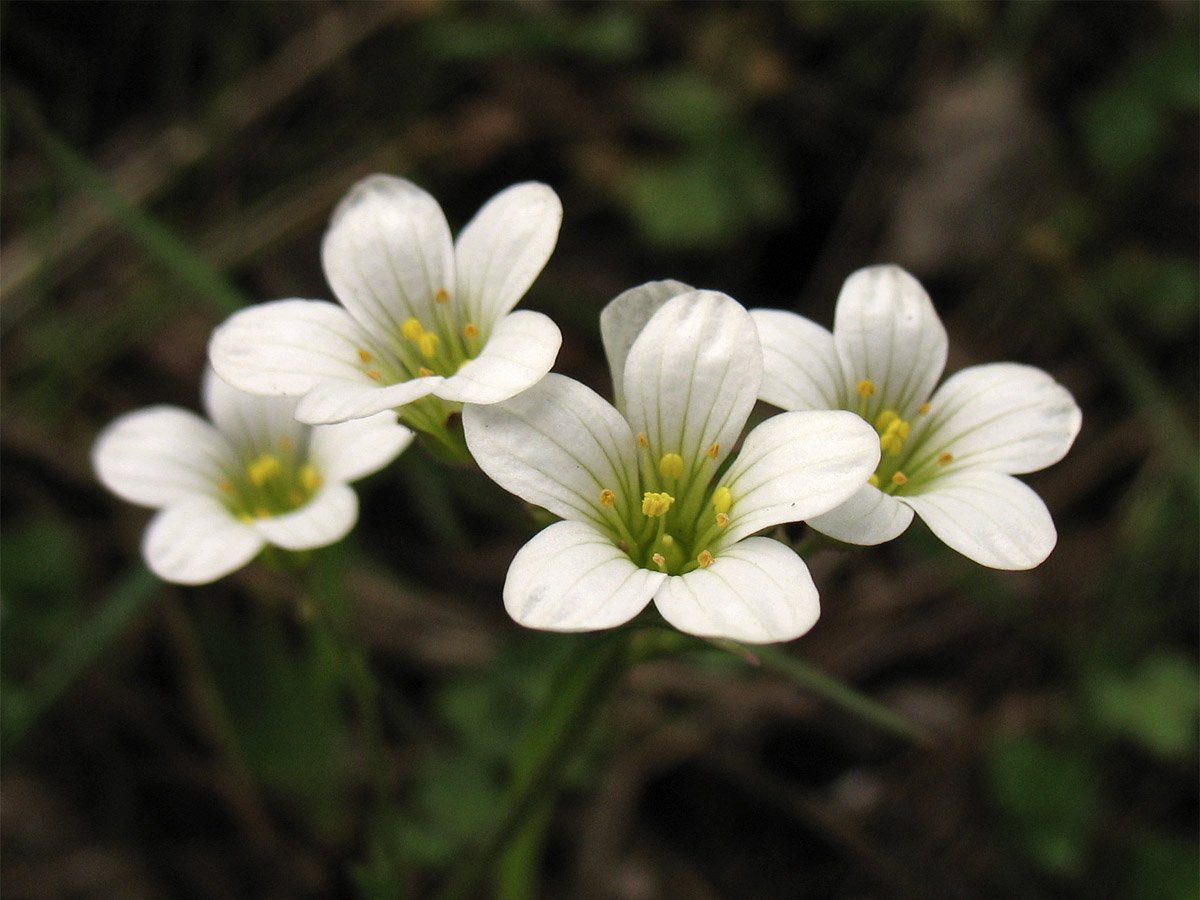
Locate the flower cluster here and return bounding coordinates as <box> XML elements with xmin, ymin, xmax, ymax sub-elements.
<box><xmin>94</xmin><ymin>177</ymin><xmax>1080</xmax><ymax>643</ymax></box>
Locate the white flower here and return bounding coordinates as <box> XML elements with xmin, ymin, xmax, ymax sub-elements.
<box><xmin>463</xmin><ymin>286</ymin><xmax>880</xmax><ymax>643</ymax></box>
<box><xmin>208</xmin><ymin>176</ymin><xmax>563</xmax><ymax>434</ymax></box>
<box><xmin>751</xmin><ymin>265</ymin><xmax>1082</xmax><ymax>570</ymax></box>
<box><xmin>92</xmin><ymin>369</ymin><xmax>413</xmax><ymax>585</ymax></box>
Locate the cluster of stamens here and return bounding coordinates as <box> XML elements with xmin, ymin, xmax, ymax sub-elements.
<box><xmin>353</xmin><ymin>287</ymin><xmax>484</xmax><ymax>386</ymax></box>
<box><xmin>217</xmin><ymin>434</ymin><xmax>323</xmax><ymax>522</ymax></box>
<box><xmin>856</xmin><ymin>379</ymin><xmax>953</xmax><ymax>493</ymax></box>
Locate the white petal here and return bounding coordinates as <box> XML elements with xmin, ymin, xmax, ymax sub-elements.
<box><xmin>308</xmin><ymin>411</ymin><xmax>414</xmax><ymax>483</ymax></box>
<box><xmin>202</xmin><ymin>367</ymin><xmax>305</xmax><ymax>458</ymax></box>
<box><xmin>653</xmin><ymin>537</ymin><xmax>819</xmax><ymax>643</ymax></box>
<box><xmin>93</xmin><ymin>406</ymin><xmax>234</xmax><ymax>507</ymax></box>
<box><xmin>503</xmin><ymin>521</ymin><xmax>662</xmax><ymax>631</ymax></box>
<box><xmin>901</xmin><ymin>470</ymin><xmax>1057</xmax><ymax>570</ymax></box>
<box><xmin>833</xmin><ymin>265</ymin><xmax>947</xmax><ymax>419</ymax></box>
<box><xmin>719</xmin><ymin>410</ymin><xmax>880</xmax><ymax>545</ymax></box>
<box><xmin>751</xmin><ymin>308</ymin><xmax>846</xmax><ymax>411</ymax></box>
<box><xmin>915</xmin><ymin>362</ymin><xmax>1082</xmax><ymax>475</ymax></box>
<box><xmin>805</xmin><ymin>483</ymin><xmax>915</xmax><ymax>545</ymax></box>
<box><xmin>208</xmin><ymin>299</ymin><xmax>389</xmax><ymax>398</ymax></box>
<box><xmin>599</xmin><ymin>279</ymin><xmax>693</xmax><ymax>411</ymax></box>
<box><xmin>462</xmin><ymin>373</ymin><xmax>639</xmax><ymax>527</ymax></box>
<box><xmin>321</xmin><ymin>175</ymin><xmax>455</xmax><ymax>339</ymax></box>
<box><xmin>253</xmin><ymin>483</ymin><xmax>359</xmax><ymax>550</ymax></box>
<box><xmin>295</xmin><ymin>376</ymin><xmax>441</xmax><ymax>426</ymax></box>
<box><xmin>435</xmin><ymin>310</ymin><xmax>561</xmax><ymax>404</ymax></box>
<box><xmin>143</xmin><ymin>497</ymin><xmax>264</xmax><ymax>585</ymax></box>
<box><xmin>623</xmin><ymin>291</ymin><xmax>760</xmax><ymax>471</ymax></box>
<box><xmin>454</xmin><ymin>182</ymin><xmax>562</xmax><ymax>326</ymax></box>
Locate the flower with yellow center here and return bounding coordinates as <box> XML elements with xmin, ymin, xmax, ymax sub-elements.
<box><xmin>751</xmin><ymin>265</ymin><xmax>1082</xmax><ymax>569</ymax></box>
<box><xmin>208</xmin><ymin>176</ymin><xmax>563</xmax><ymax>456</ymax></box>
<box><xmin>463</xmin><ymin>286</ymin><xmax>879</xmax><ymax>644</ymax></box>
<box><xmin>92</xmin><ymin>369</ymin><xmax>412</xmax><ymax>585</ymax></box>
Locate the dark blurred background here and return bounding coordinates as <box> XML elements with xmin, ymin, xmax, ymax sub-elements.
<box><xmin>1</xmin><ymin>3</ymin><xmax>1197</xmax><ymax>899</ymax></box>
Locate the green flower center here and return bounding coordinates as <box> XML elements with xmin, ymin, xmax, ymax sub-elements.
<box><xmin>218</xmin><ymin>435</ymin><xmax>323</xmax><ymax>521</ymax></box>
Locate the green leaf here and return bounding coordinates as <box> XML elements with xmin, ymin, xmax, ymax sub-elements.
<box><xmin>1089</xmin><ymin>653</ymin><xmax>1200</xmax><ymax>758</ymax></box>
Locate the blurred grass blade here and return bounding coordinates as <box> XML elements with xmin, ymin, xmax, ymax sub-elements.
<box><xmin>3</xmin><ymin>90</ymin><xmax>249</xmax><ymax>320</ymax></box>
<box><xmin>3</xmin><ymin>565</ymin><xmax>160</xmax><ymax>756</ymax></box>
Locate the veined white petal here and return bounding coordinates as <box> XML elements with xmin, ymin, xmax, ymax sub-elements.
<box><xmin>599</xmin><ymin>279</ymin><xmax>693</xmax><ymax>412</ymax></box>
<box><xmin>454</xmin><ymin>182</ymin><xmax>562</xmax><ymax>326</ymax></box>
<box><xmin>93</xmin><ymin>406</ymin><xmax>234</xmax><ymax>507</ymax></box>
<box><xmin>653</xmin><ymin>537</ymin><xmax>819</xmax><ymax>643</ymax></box>
<box><xmin>435</xmin><ymin>310</ymin><xmax>561</xmax><ymax>404</ymax></box>
<box><xmin>202</xmin><ymin>368</ymin><xmax>305</xmax><ymax>459</ymax></box>
<box><xmin>322</xmin><ymin>175</ymin><xmax>455</xmax><ymax>339</ymax></box>
<box><xmin>143</xmin><ymin>497</ymin><xmax>264</xmax><ymax>585</ymax></box>
<box><xmin>504</xmin><ymin>521</ymin><xmax>663</xmax><ymax>631</ymax></box>
<box><xmin>720</xmin><ymin>410</ymin><xmax>880</xmax><ymax>545</ymax></box>
<box><xmin>751</xmin><ymin>308</ymin><xmax>846</xmax><ymax>411</ymax></box>
<box><xmin>308</xmin><ymin>412</ymin><xmax>414</xmax><ymax>483</ymax></box>
<box><xmin>463</xmin><ymin>373</ymin><xmax>639</xmax><ymax>527</ymax></box>
<box><xmin>833</xmin><ymin>265</ymin><xmax>947</xmax><ymax>420</ymax></box>
<box><xmin>208</xmin><ymin>299</ymin><xmax>389</xmax><ymax>398</ymax></box>
<box><xmin>295</xmin><ymin>376</ymin><xmax>442</xmax><ymax>426</ymax></box>
<box><xmin>901</xmin><ymin>470</ymin><xmax>1057</xmax><ymax>570</ymax></box>
<box><xmin>805</xmin><ymin>483</ymin><xmax>915</xmax><ymax>545</ymax></box>
<box><xmin>253</xmin><ymin>483</ymin><xmax>359</xmax><ymax>550</ymax></box>
<box><xmin>623</xmin><ymin>291</ymin><xmax>760</xmax><ymax>472</ymax></box>
<box><xmin>915</xmin><ymin>362</ymin><xmax>1082</xmax><ymax>476</ymax></box>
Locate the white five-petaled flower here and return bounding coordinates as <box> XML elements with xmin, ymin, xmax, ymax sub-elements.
<box><xmin>208</xmin><ymin>176</ymin><xmax>563</xmax><ymax>437</ymax></box>
<box><xmin>92</xmin><ymin>369</ymin><xmax>413</xmax><ymax>585</ymax></box>
<box><xmin>751</xmin><ymin>264</ymin><xmax>1082</xmax><ymax>570</ymax></box>
<box><xmin>463</xmin><ymin>285</ymin><xmax>880</xmax><ymax>643</ymax></box>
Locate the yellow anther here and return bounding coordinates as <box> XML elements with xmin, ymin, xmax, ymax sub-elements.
<box><xmin>891</xmin><ymin>471</ymin><xmax>908</xmax><ymax>486</ymax></box>
<box><xmin>401</xmin><ymin>318</ymin><xmax>425</xmax><ymax>342</ymax></box>
<box><xmin>868</xmin><ymin>474</ymin><xmax>880</xmax><ymax>487</ymax></box>
<box><xmin>857</xmin><ymin>379</ymin><xmax>876</xmax><ymax>397</ymax></box>
<box><xmin>660</xmin><ymin>534</ymin><xmax>674</xmax><ymax>546</ymax></box>
<box><xmin>706</xmin><ymin>443</ymin><xmax>720</xmax><ymax>459</ymax></box>
<box><xmin>874</xmin><ymin>409</ymin><xmax>899</xmax><ymax>432</ymax></box>
<box><xmin>417</xmin><ymin>332</ymin><xmax>440</xmax><ymax>359</ymax></box>
<box><xmin>218</xmin><ymin>478</ymin><xmax>235</xmax><ymax>495</ymax></box>
<box><xmin>658</xmin><ymin>453</ymin><xmax>684</xmax><ymax>479</ymax></box>
<box><xmin>641</xmin><ymin>492</ymin><xmax>675</xmax><ymax>518</ymax></box>
<box><xmin>435</xmin><ymin>288</ymin><xmax>450</xmax><ymax>304</ymax></box>
<box><xmin>300</xmin><ymin>465</ymin><xmax>323</xmax><ymax>493</ymax></box>
<box><xmin>712</xmin><ymin>486</ymin><xmax>732</xmax><ymax>515</ymax></box>
<box><xmin>358</xmin><ymin>348</ymin><xmax>374</xmax><ymax>364</ymax></box>
<box><xmin>247</xmin><ymin>454</ymin><xmax>282</xmax><ymax>487</ymax></box>
<box><xmin>463</xmin><ymin>322</ymin><xmax>480</xmax><ymax>340</ymax></box>
<box><xmin>256</xmin><ymin>507</ymin><xmax>271</xmax><ymax>519</ymax></box>
<box><xmin>637</xmin><ymin>432</ymin><xmax>650</xmax><ymax>449</ymax></box>
<box><xmin>288</xmin><ymin>490</ymin><xmax>305</xmax><ymax>505</ymax></box>
<box><xmin>697</xmin><ymin>550</ymin><xmax>715</xmax><ymax>568</ymax></box>
<box><xmin>599</xmin><ymin>488</ymin><xmax>616</xmax><ymax>507</ymax></box>
<box><xmin>651</xmin><ymin>552</ymin><xmax>667</xmax><ymax>570</ymax></box>
<box><xmin>366</xmin><ymin>369</ymin><xmax>382</xmax><ymax>381</ymax></box>
<box><xmin>238</xmin><ymin>512</ymin><xmax>255</xmax><ymax>523</ymax></box>
<box><xmin>418</xmin><ymin>367</ymin><xmax>435</xmax><ymax>377</ymax></box>
<box><xmin>917</xmin><ymin>402</ymin><xmax>931</xmax><ymax>416</ymax></box>
<box><xmin>879</xmin><ymin>418</ymin><xmax>911</xmax><ymax>455</ymax></box>
<box><xmin>277</xmin><ymin>435</ymin><xmax>295</xmax><ymax>452</ymax></box>
<box><xmin>715</xmin><ymin>512</ymin><xmax>730</xmax><ymax>528</ymax></box>
<box><xmin>938</xmin><ymin>452</ymin><xmax>954</xmax><ymax>466</ymax></box>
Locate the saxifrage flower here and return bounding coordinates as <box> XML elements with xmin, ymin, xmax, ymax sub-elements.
<box><xmin>208</xmin><ymin>176</ymin><xmax>563</xmax><ymax>447</ymax></box>
<box><xmin>92</xmin><ymin>369</ymin><xmax>413</xmax><ymax>584</ymax></box>
<box><xmin>463</xmin><ymin>285</ymin><xmax>879</xmax><ymax>643</ymax></box>
<box><xmin>751</xmin><ymin>264</ymin><xmax>1082</xmax><ymax>570</ymax></box>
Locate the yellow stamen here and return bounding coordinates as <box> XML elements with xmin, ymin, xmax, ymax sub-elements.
<box><xmin>637</xmin><ymin>432</ymin><xmax>650</xmax><ymax>449</ymax></box>
<box><xmin>660</xmin><ymin>534</ymin><xmax>674</xmax><ymax>546</ymax></box>
<box><xmin>651</xmin><ymin>553</ymin><xmax>667</xmax><ymax>570</ymax></box>
<box><xmin>255</xmin><ymin>507</ymin><xmax>271</xmax><ymax>519</ymax></box>
<box><xmin>300</xmin><ymin>465</ymin><xmax>323</xmax><ymax>493</ymax></box>
<box><xmin>868</xmin><ymin>474</ymin><xmax>880</xmax><ymax>487</ymax></box>
<box><xmin>712</xmin><ymin>486</ymin><xmax>732</xmax><ymax>515</ymax></box>
<box><xmin>641</xmin><ymin>492</ymin><xmax>675</xmax><ymax>518</ymax></box>
<box><xmin>247</xmin><ymin>454</ymin><xmax>281</xmax><ymax>487</ymax></box>
<box><xmin>277</xmin><ymin>435</ymin><xmax>295</xmax><ymax>452</ymax></box>
<box><xmin>857</xmin><ymin>379</ymin><xmax>876</xmax><ymax>397</ymax></box>
<box><xmin>418</xmin><ymin>367</ymin><xmax>435</xmax><ymax>377</ymax></box>
<box><xmin>658</xmin><ymin>453</ymin><xmax>684</xmax><ymax>480</ymax></box>
<box><xmin>366</xmin><ymin>369</ymin><xmax>382</xmax><ymax>381</ymax></box>
<box><xmin>879</xmin><ymin>418</ymin><xmax>911</xmax><ymax>455</ymax></box>
<box><xmin>706</xmin><ymin>443</ymin><xmax>720</xmax><ymax>459</ymax></box>
<box><xmin>917</xmin><ymin>402</ymin><xmax>931</xmax><ymax>416</ymax></box>
<box><xmin>599</xmin><ymin>488</ymin><xmax>616</xmax><ymax>507</ymax></box>
<box><xmin>697</xmin><ymin>550</ymin><xmax>715</xmax><ymax>568</ymax></box>
<box><xmin>218</xmin><ymin>478</ymin><xmax>235</xmax><ymax>495</ymax></box>
<box><xmin>401</xmin><ymin>318</ymin><xmax>424</xmax><ymax>343</ymax></box>
<box><xmin>238</xmin><ymin>512</ymin><xmax>255</xmax><ymax>523</ymax></box>
<box><xmin>874</xmin><ymin>409</ymin><xmax>899</xmax><ymax>432</ymax></box>
<box><xmin>288</xmin><ymin>490</ymin><xmax>305</xmax><ymax>505</ymax></box>
<box><xmin>715</xmin><ymin>512</ymin><xmax>730</xmax><ymax>528</ymax></box>
<box><xmin>435</xmin><ymin>288</ymin><xmax>450</xmax><ymax>304</ymax></box>
<box><xmin>463</xmin><ymin>322</ymin><xmax>480</xmax><ymax>340</ymax></box>
<box><xmin>417</xmin><ymin>332</ymin><xmax>440</xmax><ymax>359</ymax></box>
<box><xmin>938</xmin><ymin>452</ymin><xmax>954</xmax><ymax>465</ymax></box>
<box><xmin>358</xmin><ymin>348</ymin><xmax>374</xmax><ymax>364</ymax></box>
<box><xmin>891</xmin><ymin>471</ymin><xmax>908</xmax><ymax>486</ymax></box>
